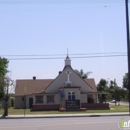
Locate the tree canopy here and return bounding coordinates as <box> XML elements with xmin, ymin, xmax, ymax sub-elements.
<box><xmin>0</xmin><ymin>57</ymin><xmax>9</xmax><ymax>76</ymax></box>
<box><xmin>74</xmin><ymin>69</ymin><xmax>92</xmax><ymax>79</ymax></box>
<box><xmin>97</xmin><ymin>78</ymin><xmax>108</xmax><ymax>92</ymax></box>
<box><xmin>123</xmin><ymin>73</ymin><xmax>128</xmax><ymax>90</ymax></box>
<box><xmin>0</xmin><ymin>57</ymin><xmax>9</xmax><ymax>101</ymax></box>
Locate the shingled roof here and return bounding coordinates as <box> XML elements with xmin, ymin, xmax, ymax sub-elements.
<box><xmin>15</xmin><ymin>79</ymin><xmax>53</xmax><ymax>96</ymax></box>
<box><xmin>83</xmin><ymin>78</ymin><xmax>97</xmax><ymax>92</ymax></box>
<box><xmin>15</xmin><ymin>78</ymin><xmax>97</xmax><ymax>96</ymax></box>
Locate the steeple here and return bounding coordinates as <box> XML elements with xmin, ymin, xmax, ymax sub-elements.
<box><xmin>65</xmin><ymin>49</ymin><xmax>71</xmax><ymax>66</ymax></box>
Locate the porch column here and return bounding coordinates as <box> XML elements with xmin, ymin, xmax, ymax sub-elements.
<box><xmin>43</xmin><ymin>95</ymin><xmax>46</xmax><ymax>104</ymax></box>
<box><xmin>96</xmin><ymin>94</ymin><xmax>98</xmax><ymax>103</ymax></box>
<box><xmin>93</xmin><ymin>94</ymin><xmax>97</xmax><ymax>103</ymax></box>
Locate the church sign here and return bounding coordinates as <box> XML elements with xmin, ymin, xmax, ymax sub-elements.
<box><xmin>66</xmin><ymin>100</ymin><xmax>80</xmax><ymax>109</ymax></box>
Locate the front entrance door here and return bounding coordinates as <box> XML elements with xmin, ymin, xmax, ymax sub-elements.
<box><xmin>29</xmin><ymin>98</ymin><xmax>33</xmax><ymax>108</ymax></box>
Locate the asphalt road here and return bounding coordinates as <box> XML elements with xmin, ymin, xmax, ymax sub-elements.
<box><xmin>0</xmin><ymin>116</ymin><xmax>130</xmax><ymax>130</ymax></box>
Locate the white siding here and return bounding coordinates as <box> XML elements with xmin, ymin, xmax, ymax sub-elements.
<box><xmin>45</xmin><ymin>66</ymin><xmax>93</xmax><ymax>93</ymax></box>
<box><xmin>81</xmin><ymin>94</ymin><xmax>87</xmax><ymax>103</ymax></box>
<box><xmin>15</xmin><ymin>96</ymin><xmax>24</xmax><ymax>108</ymax></box>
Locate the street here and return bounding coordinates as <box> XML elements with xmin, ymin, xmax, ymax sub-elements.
<box><xmin>0</xmin><ymin>116</ymin><xmax>129</xmax><ymax>130</ymax></box>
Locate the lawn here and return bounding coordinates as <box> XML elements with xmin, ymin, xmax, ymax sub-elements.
<box><xmin>0</xmin><ymin>105</ymin><xmax>129</xmax><ymax>115</ymax></box>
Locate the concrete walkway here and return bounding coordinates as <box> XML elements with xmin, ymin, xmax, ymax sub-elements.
<box><xmin>0</xmin><ymin>112</ymin><xmax>129</xmax><ymax>119</ymax></box>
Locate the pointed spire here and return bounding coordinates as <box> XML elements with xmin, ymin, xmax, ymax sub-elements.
<box><xmin>65</xmin><ymin>48</ymin><xmax>71</xmax><ymax>66</ymax></box>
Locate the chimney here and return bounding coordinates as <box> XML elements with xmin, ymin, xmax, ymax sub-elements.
<box><xmin>33</xmin><ymin>76</ymin><xmax>36</xmax><ymax>80</ymax></box>
<box><xmin>59</xmin><ymin>71</ymin><xmax>62</xmax><ymax>75</ymax></box>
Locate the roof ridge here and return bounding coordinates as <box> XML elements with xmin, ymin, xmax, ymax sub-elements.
<box><xmin>16</xmin><ymin>79</ymin><xmax>54</xmax><ymax>81</ymax></box>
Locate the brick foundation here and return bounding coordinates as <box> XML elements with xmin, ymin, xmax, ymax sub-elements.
<box><xmin>81</xmin><ymin>103</ymin><xmax>110</xmax><ymax>110</ymax></box>
<box><xmin>33</xmin><ymin>104</ymin><xmax>60</xmax><ymax>111</ymax></box>
<box><xmin>32</xmin><ymin>103</ymin><xmax>110</xmax><ymax>111</ymax></box>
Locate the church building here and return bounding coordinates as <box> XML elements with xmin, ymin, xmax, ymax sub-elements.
<box><xmin>15</xmin><ymin>56</ymin><xmax>109</xmax><ymax>110</ymax></box>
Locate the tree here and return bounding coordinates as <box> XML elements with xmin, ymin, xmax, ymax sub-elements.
<box><xmin>123</xmin><ymin>73</ymin><xmax>128</xmax><ymax>89</ymax></box>
<box><xmin>0</xmin><ymin>57</ymin><xmax>9</xmax><ymax>101</ymax></box>
<box><xmin>3</xmin><ymin>76</ymin><xmax>14</xmax><ymax>116</ymax></box>
<box><xmin>97</xmin><ymin>79</ymin><xmax>108</xmax><ymax>92</ymax></box>
<box><xmin>0</xmin><ymin>77</ymin><xmax>6</xmax><ymax>101</ymax></box>
<box><xmin>0</xmin><ymin>57</ymin><xmax>14</xmax><ymax>116</ymax></box>
<box><xmin>113</xmin><ymin>87</ymin><xmax>121</xmax><ymax>105</ymax></box>
<box><xmin>74</xmin><ymin>69</ymin><xmax>92</xmax><ymax>79</ymax></box>
<box><xmin>125</xmin><ymin>90</ymin><xmax>129</xmax><ymax>101</ymax></box>
<box><xmin>106</xmin><ymin>93</ymin><xmax>112</xmax><ymax>101</ymax></box>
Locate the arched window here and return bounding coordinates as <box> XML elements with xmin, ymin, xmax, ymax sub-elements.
<box><xmin>68</xmin><ymin>92</ymin><xmax>71</xmax><ymax>100</ymax></box>
<box><xmin>68</xmin><ymin>91</ymin><xmax>75</xmax><ymax>100</ymax></box>
<box><xmin>72</xmin><ymin>92</ymin><xmax>75</xmax><ymax>100</ymax></box>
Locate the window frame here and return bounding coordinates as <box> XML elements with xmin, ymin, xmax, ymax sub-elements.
<box><xmin>46</xmin><ymin>95</ymin><xmax>55</xmax><ymax>103</ymax></box>
<box><xmin>35</xmin><ymin>96</ymin><xmax>43</xmax><ymax>104</ymax></box>
<box><xmin>68</xmin><ymin>91</ymin><xmax>75</xmax><ymax>100</ymax></box>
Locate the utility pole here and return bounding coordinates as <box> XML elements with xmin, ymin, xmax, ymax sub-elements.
<box><xmin>125</xmin><ymin>0</ymin><xmax>130</xmax><ymax>115</ymax></box>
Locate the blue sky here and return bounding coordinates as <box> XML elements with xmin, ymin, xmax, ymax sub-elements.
<box><xmin>0</xmin><ymin>0</ymin><xmax>128</xmax><ymax>91</ymax></box>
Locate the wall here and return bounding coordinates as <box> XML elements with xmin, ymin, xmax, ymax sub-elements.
<box><xmin>80</xmin><ymin>94</ymin><xmax>87</xmax><ymax>103</ymax></box>
<box><xmin>15</xmin><ymin>96</ymin><xmax>24</xmax><ymax>108</ymax></box>
<box><xmin>33</xmin><ymin>94</ymin><xmax>60</xmax><ymax>105</ymax></box>
<box><xmin>26</xmin><ymin>95</ymin><xmax>33</xmax><ymax>108</ymax></box>
<box><xmin>64</xmin><ymin>88</ymin><xmax>80</xmax><ymax>100</ymax></box>
<box><xmin>32</xmin><ymin>94</ymin><xmax>60</xmax><ymax>110</ymax></box>
<box><xmin>45</xmin><ymin>66</ymin><xmax>93</xmax><ymax>93</ymax></box>
<box><xmin>33</xmin><ymin>104</ymin><xmax>59</xmax><ymax>110</ymax></box>
<box><xmin>81</xmin><ymin>103</ymin><xmax>110</xmax><ymax>110</ymax></box>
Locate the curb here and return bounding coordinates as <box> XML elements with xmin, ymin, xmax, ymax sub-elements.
<box><xmin>0</xmin><ymin>114</ymin><xmax>129</xmax><ymax>119</ymax></box>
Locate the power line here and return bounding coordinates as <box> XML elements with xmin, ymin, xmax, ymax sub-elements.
<box><xmin>7</xmin><ymin>54</ymin><xmax>127</xmax><ymax>60</ymax></box>
<box><xmin>0</xmin><ymin>0</ymin><xmax>125</xmax><ymax>4</ymax></box>
<box><xmin>0</xmin><ymin>52</ymin><xmax>127</xmax><ymax>57</ymax></box>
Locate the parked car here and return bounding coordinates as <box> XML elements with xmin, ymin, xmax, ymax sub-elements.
<box><xmin>110</xmin><ymin>100</ymin><xmax>117</xmax><ymax>103</ymax></box>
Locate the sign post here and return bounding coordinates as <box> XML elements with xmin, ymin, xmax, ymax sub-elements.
<box><xmin>24</xmin><ymin>85</ymin><xmax>26</xmax><ymax>117</ymax></box>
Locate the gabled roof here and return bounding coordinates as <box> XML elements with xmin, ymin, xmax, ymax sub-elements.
<box><xmin>15</xmin><ymin>78</ymin><xmax>97</xmax><ymax>96</ymax></box>
<box><xmin>15</xmin><ymin>79</ymin><xmax>53</xmax><ymax>96</ymax></box>
<box><xmin>83</xmin><ymin>79</ymin><xmax>97</xmax><ymax>92</ymax></box>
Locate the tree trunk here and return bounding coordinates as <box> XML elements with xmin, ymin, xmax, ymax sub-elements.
<box><xmin>3</xmin><ymin>95</ymin><xmax>9</xmax><ymax>116</ymax></box>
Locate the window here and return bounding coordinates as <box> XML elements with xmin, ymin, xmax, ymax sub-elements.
<box><xmin>72</xmin><ymin>92</ymin><xmax>75</xmax><ymax>100</ymax></box>
<box><xmin>68</xmin><ymin>91</ymin><xmax>75</xmax><ymax>100</ymax></box>
<box><xmin>47</xmin><ymin>95</ymin><xmax>54</xmax><ymax>103</ymax></box>
<box><xmin>68</xmin><ymin>92</ymin><xmax>71</xmax><ymax>100</ymax></box>
<box><xmin>35</xmin><ymin>96</ymin><xmax>43</xmax><ymax>103</ymax></box>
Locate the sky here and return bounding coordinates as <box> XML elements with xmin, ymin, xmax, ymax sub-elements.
<box><xmin>0</xmin><ymin>0</ymin><xmax>129</xmax><ymax>92</ymax></box>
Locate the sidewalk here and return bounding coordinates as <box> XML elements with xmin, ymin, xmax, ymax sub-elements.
<box><xmin>0</xmin><ymin>112</ymin><xmax>129</xmax><ymax>119</ymax></box>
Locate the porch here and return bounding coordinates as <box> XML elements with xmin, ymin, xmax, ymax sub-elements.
<box><xmin>31</xmin><ymin>91</ymin><xmax>109</xmax><ymax>111</ymax></box>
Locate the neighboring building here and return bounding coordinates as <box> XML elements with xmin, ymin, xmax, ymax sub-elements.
<box><xmin>15</xmin><ymin>56</ymin><xmax>109</xmax><ymax>110</ymax></box>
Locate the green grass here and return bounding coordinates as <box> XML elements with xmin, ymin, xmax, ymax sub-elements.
<box><xmin>0</xmin><ymin>105</ymin><xmax>129</xmax><ymax>115</ymax></box>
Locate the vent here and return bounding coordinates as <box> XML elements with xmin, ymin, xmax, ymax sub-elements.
<box><xmin>59</xmin><ymin>71</ymin><xmax>62</xmax><ymax>74</ymax></box>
